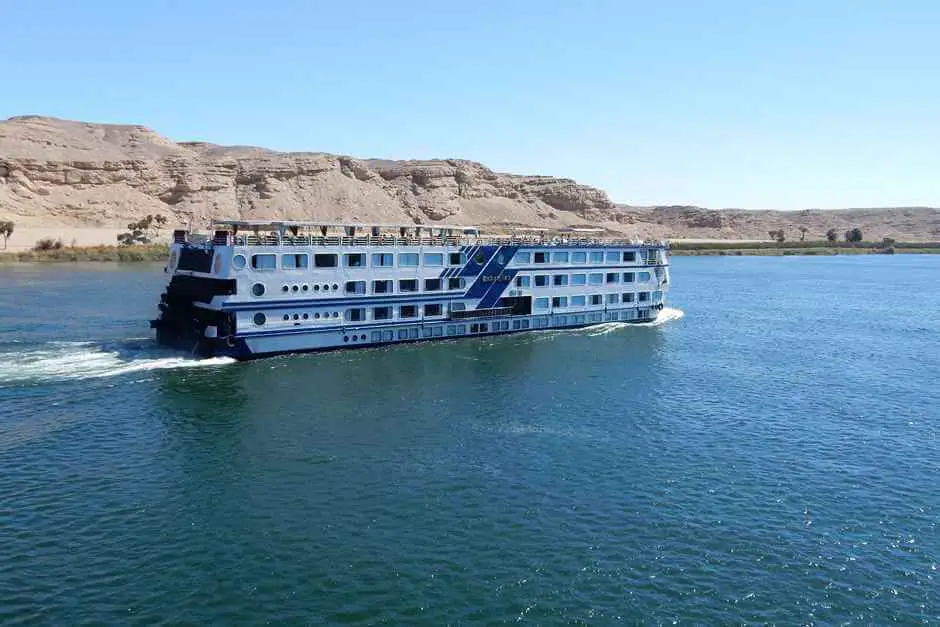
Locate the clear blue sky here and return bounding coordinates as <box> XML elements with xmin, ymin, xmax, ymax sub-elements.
<box><xmin>3</xmin><ymin>0</ymin><xmax>938</xmax><ymax>209</ymax></box>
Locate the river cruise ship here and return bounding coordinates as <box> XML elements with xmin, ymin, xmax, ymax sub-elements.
<box><xmin>151</xmin><ymin>221</ymin><xmax>670</xmax><ymax>359</ymax></box>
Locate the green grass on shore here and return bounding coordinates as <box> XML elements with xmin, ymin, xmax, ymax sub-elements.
<box><xmin>669</xmin><ymin>240</ymin><xmax>940</xmax><ymax>256</ymax></box>
<box><xmin>0</xmin><ymin>244</ymin><xmax>169</xmax><ymax>263</ymax></box>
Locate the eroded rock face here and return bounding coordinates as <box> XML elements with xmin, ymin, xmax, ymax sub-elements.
<box><xmin>0</xmin><ymin>116</ymin><xmax>618</xmax><ymax>230</ymax></box>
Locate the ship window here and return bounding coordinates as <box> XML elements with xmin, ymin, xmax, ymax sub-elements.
<box><xmin>373</xmin><ymin>306</ymin><xmax>392</xmax><ymax>320</ymax></box>
<box><xmin>345</xmin><ymin>281</ymin><xmax>366</xmax><ymax>295</ymax></box>
<box><xmin>425</xmin><ymin>303</ymin><xmax>443</xmax><ymax>316</ymax></box>
<box><xmin>513</xmin><ymin>320</ymin><xmax>521</xmax><ymax>330</ymax></box>
<box><xmin>552</xmin><ymin>296</ymin><xmax>568</xmax><ymax>308</ymax></box>
<box><xmin>372</xmin><ymin>253</ymin><xmax>394</xmax><ymax>267</ymax></box>
<box><xmin>400</xmin><ymin>305</ymin><xmax>417</xmax><ymax>318</ymax></box>
<box><xmin>606</xmin><ymin>272</ymin><xmax>620</xmax><ymax>284</ymax></box>
<box><xmin>282</xmin><ymin>253</ymin><xmax>308</xmax><ymax>269</ymax></box>
<box><xmin>515</xmin><ymin>275</ymin><xmax>530</xmax><ymax>288</ymax></box>
<box><xmin>623</xmin><ymin>251</ymin><xmax>636</xmax><ymax>262</ymax></box>
<box><xmin>251</xmin><ymin>283</ymin><xmax>265</xmax><ymax>297</ymax></box>
<box><xmin>450</xmin><ymin>302</ymin><xmax>466</xmax><ymax>312</ymax></box>
<box><xmin>639</xmin><ymin>271</ymin><xmax>652</xmax><ymax>281</ymax></box>
<box><xmin>447</xmin><ymin>325</ymin><xmax>456</xmax><ymax>336</ymax></box>
<box><xmin>399</xmin><ymin>279</ymin><xmax>419</xmax><ymax>292</ymax></box>
<box><xmin>588</xmin><ymin>273</ymin><xmax>603</xmax><ymax>285</ymax></box>
<box><xmin>253</xmin><ymin>313</ymin><xmax>266</xmax><ymax>326</ymax></box>
<box><xmin>425</xmin><ymin>278</ymin><xmax>442</xmax><ymax>291</ymax></box>
<box><xmin>514</xmin><ymin>251</ymin><xmax>531</xmax><ymax>264</ymax></box>
<box><xmin>448</xmin><ymin>252</ymin><xmax>466</xmax><ymax>265</ymax></box>
<box><xmin>409</xmin><ymin>328</ymin><xmax>419</xmax><ymax>339</ymax></box>
<box><xmin>250</xmin><ymin>253</ymin><xmax>277</xmax><ymax>270</ymax></box>
<box><xmin>232</xmin><ymin>254</ymin><xmax>247</xmax><ymax>270</ymax></box>
<box><xmin>423</xmin><ymin>253</ymin><xmax>443</xmax><ymax>266</ymax></box>
<box><xmin>373</xmin><ymin>280</ymin><xmax>393</xmax><ymax>294</ymax></box>
<box><xmin>571</xmin><ymin>295</ymin><xmax>586</xmax><ymax>306</ymax></box>
<box><xmin>345</xmin><ymin>253</ymin><xmax>366</xmax><ymax>267</ymax></box>
<box><xmin>314</xmin><ymin>254</ymin><xmax>337</xmax><ymax>268</ymax></box>
<box><xmin>398</xmin><ymin>329</ymin><xmax>408</xmax><ymax>340</ymax></box>
<box><xmin>553</xmin><ymin>274</ymin><xmax>568</xmax><ymax>286</ymax></box>
<box><xmin>605</xmin><ymin>251</ymin><xmax>619</xmax><ymax>263</ymax></box>
<box><xmin>433</xmin><ymin>327</ymin><xmax>443</xmax><ymax>337</ymax></box>
<box><xmin>552</xmin><ymin>251</ymin><xmax>569</xmax><ymax>263</ymax></box>
<box><xmin>571</xmin><ymin>273</ymin><xmax>586</xmax><ymax>286</ymax></box>
<box><xmin>399</xmin><ymin>253</ymin><xmax>419</xmax><ymax>267</ymax></box>
<box><xmin>534</xmin><ymin>252</ymin><xmax>548</xmax><ymax>264</ymax></box>
<box><xmin>534</xmin><ymin>297</ymin><xmax>549</xmax><ymax>311</ymax></box>
<box><xmin>607</xmin><ymin>293</ymin><xmax>619</xmax><ymax>304</ymax></box>
<box><xmin>345</xmin><ymin>308</ymin><xmax>366</xmax><ymax>322</ymax></box>
<box><xmin>589</xmin><ymin>251</ymin><xmax>604</xmax><ymax>264</ymax></box>
<box><xmin>590</xmin><ymin>294</ymin><xmax>603</xmax><ymax>305</ymax></box>
<box><xmin>448</xmin><ymin>277</ymin><xmax>466</xmax><ymax>290</ymax></box>
<box><xmin>572</xmin><ymin>251</ymin><xmax>586</xmax><ymax>264</ymax></box>
<box><xmin>521</xmin><ymin>320</ymin><xmax>530</xmax><ymax>329</ymax></box>
<box><xmin>457</xmin><ymin>325</ymin><xmax>467</xmax><ymax>334</ymax></box>
<box><xmin>372</xmin><ymin>331</ymin><xmax>382</xmax><ymax>342</ymax></box>
<box><xmin>534</xmin><ymin>275</ymin><xmax>548</xmax><ymax>287</ymax></box>
<box><xmin>623</xmin><ymin>272</ymin><xmax>635</xmax><ymax>283</ymax></box>
<box><xmin>556</xmin><ymin>315</ymin><xmax>568</xmax><ymax>325</ymax></box>
<box><xmin>639</xmin><ymin>292</ymin><xmax>650</xmax><ymax>302</ymax></box>
<box><xmin>623</xmin><ymin>293</ymin><xmax>635</xmax><ymax>303</ymax></box>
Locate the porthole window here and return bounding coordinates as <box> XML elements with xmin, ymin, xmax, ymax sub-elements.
<box><xmin>332</xmin><ymin>283</ymin><xmax>338</xmax><ymax>291</ymax></box>
<box><xmin>253</xmin><ymin>313</ymin><xmax>266</xmax><ymax>326</ymax></box>
<box><xmin>323</xmin><ymin>284</ymin><xmax>331</xmax><ymax>291</ymax></box>
<box><xmin>291</xmin><ymin>285</ymin><xmax>299</xmax><ymax>292</ymax></box>
<box><xmin>302</xmin><ymin>284</ymin><xmax>309</xmax><ymax>292</ymax></box>
<box><xmin>315</xmin><ymin>313</ymin><xmax>321</xmax><ymax>319</ymax></box>
<box><xmin>343</xmin><ymin>336</ymin><xmax>349</xmax><ymax>342</ymax></box>
<box><xmin>232</xmin><ymin>254</ymin><xmax>247</xmax><ymax>270</ymax></box>
<box><xmin>302</xmin><ymin>313</ymin><xmax>309</xmax><ymax>320</ymax></box>
<box><xmin>314</xmin><ymin>285</ymin><xmax>320</xmax><ymax>291</ymax></box>
<box><xmin>282</xmin><ymin>285</ymin><xmax>289</xmax><ymax>293</ymax></box>
<box><xmin>283</xmin><ymin>314</ymin><xmax>289</xmax><ymax>321</ymax></box>
<box><xmin>332</xmin><ymin>312</ymin><xmax>339</xmax><ymax>318</ymax></box>
<box><xmin>293</xmin><ymin>314</ymin><xmax>299</xmax><ymax>320</ymax></box>
<box><xmin>251</xmin><ymin>283</ymin><xmax>265</xmax><ymax>297</ymax></box>
<box><xmin>475</xmin><ymin>253</ymin><xmax>486</xmax><ymax>265</ymax></box>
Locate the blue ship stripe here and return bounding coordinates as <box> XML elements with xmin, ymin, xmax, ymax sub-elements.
<box><xmin>459</xmin><ymin>245</ymin><xmax>497</xmax><ymax>277</ymax></box>
<box><xmin>464</xmin><ymin>245</ymin><xmax>518</xmax><ymax>301</ymax></box>
<box><xmin>478</xmin><ymin>268</ymin><xmax>519</xmax><ymax>308</ymax></box>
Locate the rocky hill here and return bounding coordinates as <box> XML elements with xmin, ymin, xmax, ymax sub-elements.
<box><xmin>1</xmin><ymin>115</ymin><xmax>938</xmax><ymax>242</ymax></box>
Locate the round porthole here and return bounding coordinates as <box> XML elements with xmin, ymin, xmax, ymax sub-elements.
<box><xmin>232</xmin><ymin>254</ymin><xmax>247</xmax><ymax>271</ymax></box>
<box><xmin>282</xmin><ymin>285</ymin><xmax>289</xmax><ymax>293</ymax></box>
<box><xmin>332</xmin><ymin>283</ymin><xmax>338</xmax><ymax>291</ymax></box>
<box><xmin>332</xmin><ymin>312</ymin><xmax>339</xmax><ymax>318</ymax></box>
<box><xmin>291</xmin><ymin>285</ymin><xmax>299</xmax><ymax>292</ymax></box>
<box><xmin>497</xmin><ymin>254</ymin><xmax>505</xmax><ymax>265</ymax></box>
<box><xmin>475</xmin><ymin>253</ymin><xmax>486</xmax><ymax>264</ymax></box>
<box><xmin>293</xmin><ymin>314</ymin><xmax>299</xmax><ymax>320</ymax></box>
<box><xmin>302</xmin><ymin>313</ymin><xmax>309</xmax><ymax>320</ymax></box>
<box><xmin>253</xmin><ymin>313</ymin><xmax>266</xmax><ymax>326</ymax></box>
<box><xmin>343</xmin><ymin>336</ymin><xmax>349</xmax><ymax>342</ymax></box>
<box><xmin>315</xmin><ymin>313</ymin><xmax>321</xmax><ymax>319</ymax></box>
<box><xmin>302</xmin><ymin>284</ymin><xmax>309</xmax><ymax>292</ymax></box>
<box><xmin>251</xmin><ymin>283</ymin><xmax>265</xmax><ymax>297</ymax></box>
<box><xmin>283</xmin><ymin>314</ymin><xmax>289</xmax><ymax>321</ymax></box>
<box><xmin>314</xmin><ymin>285</ymin><xmax>320</xmax><ymax>291</ymax></box>
<box><xmin>323</xmin><ymin>284</ymin><xmax>331</xmax><ymax>291</ymax></box>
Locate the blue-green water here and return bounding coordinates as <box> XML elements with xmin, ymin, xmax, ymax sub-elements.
<box><xmin>1</xmin><ymin>256</ymin><xmax>938</xmax><ymax>624</ymax></box>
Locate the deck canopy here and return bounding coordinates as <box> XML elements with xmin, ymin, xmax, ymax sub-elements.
<box><xmin>210</xmin><ymin>220</ymin><xmax>480</xmax><ymax>238</ymax></box>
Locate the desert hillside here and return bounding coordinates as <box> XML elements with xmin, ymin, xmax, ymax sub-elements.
<box><xmin>1</xmin><ymin>116</ymin><xmax>938</xmax><ymax>245</ymax></box>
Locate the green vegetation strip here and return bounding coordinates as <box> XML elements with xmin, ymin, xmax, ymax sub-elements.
<box><xmin>0</xmin><ymin>244</ymin><xmax>170</xmax><ymax>263</ymax></box>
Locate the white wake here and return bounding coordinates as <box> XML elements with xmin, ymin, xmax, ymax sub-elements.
<box><xmin>583</xmin><ymin>306</ymin><xmax>685</xmax><ymax>336</ymax></box>
<box><xmin>0</xmin><ymin>340</ymin><xmax>235</xmax><ymax>384</ymax></box>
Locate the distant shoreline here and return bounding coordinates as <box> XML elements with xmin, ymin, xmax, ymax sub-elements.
<box><xmin>1</xmin><ymin>240</ymin><xmax>938</xmax><ymax>264</ymax></box>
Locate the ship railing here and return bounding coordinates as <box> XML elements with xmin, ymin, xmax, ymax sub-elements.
<box><xmin>226</xmin><ymin>234</ymin><xmax>669</xmax><ymax>249</ymax></box>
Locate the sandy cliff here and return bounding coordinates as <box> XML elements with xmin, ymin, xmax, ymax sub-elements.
<box><xmin>1</xmin><ymin>116</ymin><xmax>938</xmax><ymax>246</ymax></box>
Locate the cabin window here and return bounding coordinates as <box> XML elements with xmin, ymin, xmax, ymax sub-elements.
<box><xmin>639</xmin><ymin>272</ymin><xmax>652</xmax><ymax>282</ymax></box>
<box><xmin>623</xmin><ymin>293</ymin><xmax>635</xmax><ymax>303</ymax></box>
<box><xmin>345</xmin><ymin>253</ymin><xmax>366</xmax><ymax>267</ymax></box>
<box><xmin>571</xmin><ymin>295</ymin><xmax>586</xmax><ymax>306</ymax></box>
<box><xmin>399</xmin><ymin>279</ymin><xmax>419</xmax><ymax>292</ymax></box>
<box><xmin>425</xmin><ymin>303</ymin><xmax>443</xmax><ymax>316</ymax></box>
<box><xmin>232</xmin><ymin>254</ymin><xmax>247</xmax><ymax>270</ymax></box>
<box><xmin>639</xmin><ymin>292</ymin><xmax>650</xmax><ymax>302</ymax></box>
<box><xmin>345</xmin><ymin>308</ymin><xmax>366</xmax><ymax>322</ymax></box>
<box><xmin>423</xmin><ymin>253</ymin><xmax>443</xmax><ymax>266</ymax></box>
<box><xmin>314</xmin><ymin>254</ymin><xmax>337</xmax><ymax>268</ymax></box>
<box><xmin>590</xmin><ymin>294</ymin><xmax>603</xmax><ymax>305</ymax></box>
<box><xmin>534</xmin><ymin>297</ymin><xmax>549</xmax><ymax>311</ymax></box>
<box><xmin>250</xmin><ymin>253</ymin><xmax>277</xmax><ymax>270</ymax></box>
<box><xmin>425</xmin><ymin>278</ymin><xmax>442</xmax><ymax>291</ymax></box>
<box><xmin>372</xmin><ymin>253</ymin><xmax>394</xmax><ymax>267</ymax></box>
<box><xmin>281</xmin><ymin>253</ymin><xmax>308</xmax><ymax>269</ymax></box>
<box><xmin>607</xmin><ymin>293</ymin><xmax>619</xmax><ymax>304</ymax></box>
<box><xmin>515</xmin><ymin>275</ymin><xmax>530</xmax><ymax>288</ymax></box>
<box><xmin>605</xmin><ymin>251</ymin><xmax>619</xmax><ymax>263</ymax></box>
<box><xmin>552</xmin><ymin>296</ymin><xmax>568</xmax><ymax>308</ymax></box>
<box><xmin>399</xmin><ymin>253</ymin><xmax>419</xmax><ymax>267</ymax></box>
<box><xmin>514</xmin><ymin>251</ymin><xmax>531</xmax><ymax>264</ymax></box>
<box><xmin>450</xmin><ymin>302</ymin><xmax>466</xmax><ymax>312</ymax></box>
<box><xmin>623</xmin><ymin>251</ymin><xmax>636</xmax><ymax>262</ymax></box>
<box><xmin>571</xmin><ymin>274</ymin><xmax>586</xmax><ymax>286</ymax></box>
<box><xmin>400</xmin><ymin>305</ymin><xmax>418</xmax><ymax>319</ymax></box>
<box><xmin>588</xmin><ymin>273</ymin><xmax>603</xmax><ymax>285</ymax></box>
<box><xmin>253</xmin><ymin>313</ymin><xmax>266</xmax><ymax>326</ymax></box>
<box><xmin>447</xmin><ymin>325</ymin><xmax>457</xmax><ymax>336</ymax></box>
<box><xmin>552</xmin><ymin>251</ymin><xmax>569</xmax><ymax>263</ymax></box>
<box><xmin>589</xmin><ymin>251</ymin><xmax>604</xmax><ymax>264</ymax></box>
<box><xmin>345</xmin><ymin>281</ymin><xmax>366</xmax><ymax>295</ymax></box>
<box><xmin>251</xmin><ymin>283</ymin><xmax>266</xmax><ymax>297</ymax></box>
<box><xmin>534</xmin><ymin>252</ymin><xmax>548</xmax><ymax>264</ymax></box>
<box><xmin>373</xmin><ymin>280</ymin><xmax>393</xmax><ymax>294</ymax></box>
<box><xmin>623</xmin><ymin>272</ymin><xmax>635</xmax><ymax>283</ymax></box>
<box><xmin>572</xmin><ymin>251</ymin><xmax>586</xmax><ymax>264</ymax></box>
<box><xmin>534</xmin><ymin>275</ymin><xmax>548</xmax><ymax>287</ymax></box>
<box><xmin>553</xmin><ymin>274</ymin><xmax>568</xmax><ymax>286</ymax></box>
<box><xmin>606</xmin><ymin>272</ymin><xmax>620</xmax><ymax>284</ymax></box>
<box><xmin>448</xmin><ymin>252</ymin><xmax>466</xmax><ymax>265</ymax></box>
<box><xmin>373</xmin><ymin>306</ymin><xmax>392</xmax><ymax>320</ymax></box>
<box><xmin>448</xmin><ymin>277</ymin><xmax>466</xmax><ymax>290</ymax></box>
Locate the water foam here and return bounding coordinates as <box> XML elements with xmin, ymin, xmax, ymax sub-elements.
<box><xmin>0</xmin><ymin>340</ymin><xmax>236</xmax><ymax>384</ymax></box>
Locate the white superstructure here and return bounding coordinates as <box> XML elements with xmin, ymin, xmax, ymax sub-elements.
<box><xmin>151</xmin><ymin>221</ymin><xmax>670</xmax><ymax>359</ymax></box>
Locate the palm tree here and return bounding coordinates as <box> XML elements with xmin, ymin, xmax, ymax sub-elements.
<box><xmin>798</xmin><ymin>226</ymin><xmax>808</xmax><ymax>241</ymax></box>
